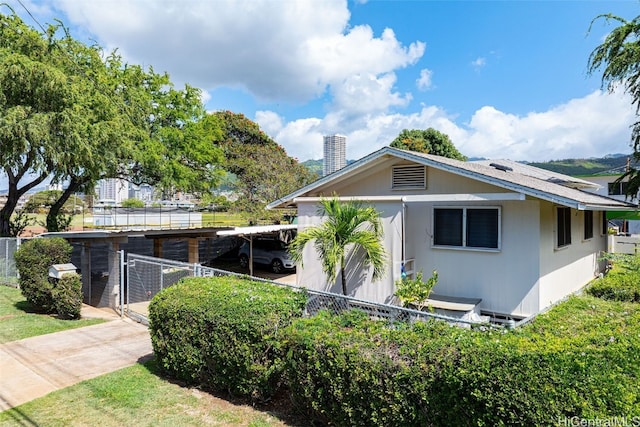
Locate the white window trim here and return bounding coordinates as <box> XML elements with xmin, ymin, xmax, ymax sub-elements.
<box><xmin>431</xmin><ymin>206</ymin><xmax>502</xmax><ymax>252</ymax></box>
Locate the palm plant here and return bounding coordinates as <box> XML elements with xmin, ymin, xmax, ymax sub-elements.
<box><xmin>288</xmin><ymin>197</ymin><xmax>387</xmax><ymax>295</ymax></box>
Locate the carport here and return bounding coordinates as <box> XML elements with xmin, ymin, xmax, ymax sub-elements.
<box><xmin>39</xmin><ymin>227</ymin><xmax>231</xmax><ymax>307</ymax></box>
<box><xmin>217</xmin><ymin>224</ymin><xmax>297</xmax><ymax>276</ymax></box>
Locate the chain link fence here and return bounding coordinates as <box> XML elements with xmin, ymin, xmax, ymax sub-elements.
<box><xmin>124</xmin><ymin>253</ymin><xmax>494</xmax><ymax>328</ymax></box>
<box><xmin>0</xmin><ymin>238</ymin><xmax>20</xmax><ymax>287</ymax></box>
<box><xmin>92</xmin><ymin>206</ymin><xmax>202</xmax><ymax>230</ymax></box>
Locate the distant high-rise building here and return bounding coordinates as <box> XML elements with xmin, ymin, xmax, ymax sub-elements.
<box><xmin>323</xmin><ymin>134</ymin><xmax>346</xmax><ymax>176</ymax></box>
<box><xmin>97</xmin><ymin>178</ymin><xmax>129</xmax><ymax>204</ymax></box>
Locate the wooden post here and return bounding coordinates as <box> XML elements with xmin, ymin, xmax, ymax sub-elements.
<box><xmin>188</xmin><ymin>238</ymin><xmax>199</xmax><ymax>264</ymax></box>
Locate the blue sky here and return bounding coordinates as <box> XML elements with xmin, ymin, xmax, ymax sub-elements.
<box><xmin>5</xmin><ymin>0</ymin><xmax>640</xmax><ymax>172</ymax></box>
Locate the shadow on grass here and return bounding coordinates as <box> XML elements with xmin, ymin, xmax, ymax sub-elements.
<box><xmin>14</xmin><ymin>300</ymin><xmax>45</xmax><ymax>314</ymax></box>
<box><xmin>0</xmin><ymin>404</ymin><xmax>40</xmax><ymax>427</ymax></box>
<box><xmin>138</xmin><ymin>357</ymin><xmax>313</xmax><ymax>426</ymax></box>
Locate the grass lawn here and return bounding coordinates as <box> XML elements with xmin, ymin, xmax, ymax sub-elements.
<box><xmin>0</xmin><ymin>285</ymin><xmax>104</xmax><ymax>344</ymax></box>
<box><xmin>0</xmin><ymin>360</ymin><xmax>300</xmax><ymax>427</ymax></box>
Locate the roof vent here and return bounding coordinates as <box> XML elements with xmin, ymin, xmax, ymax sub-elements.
<box><xmin>392</xmin><ymin>165</ymin><xmax>426</xmax><ymax>189</ymax></box>
<box><xmin>489</xmin><ymin>163</ymin><xmax>513</xmax><ymax>172</ymax></box>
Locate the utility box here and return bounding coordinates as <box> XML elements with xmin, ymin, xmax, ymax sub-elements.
<box><xmin>48</xmin><ymin>263</ymin><xmax>77</xmax><ymax>279</ymax></box>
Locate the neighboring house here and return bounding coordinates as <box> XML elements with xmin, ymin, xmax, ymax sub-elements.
<box><xmin>267</xmin><ymin>147</ymin><xmax>638</xmax><ymax>319</ymax></box>
<box><xmin>580</xmin><ymin>173</ymin><xmax>640</xmax><ymax>235</ymax></box>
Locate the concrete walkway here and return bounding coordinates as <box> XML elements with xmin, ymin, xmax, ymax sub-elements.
<box><xmin>0</xmin><ymin>306</ymin><xmax>153</xmax><ymax>411</ymax></box>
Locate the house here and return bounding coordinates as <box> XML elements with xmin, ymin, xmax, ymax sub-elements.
<box><xmin>267</xmin><ymin>147</ymin><xmax>638</xmax><ymax>319</ymax></box>
<box><xmin>580</xmin><ymin>172</ymin><xmax>640</xmax><ymax>235</ymax></box>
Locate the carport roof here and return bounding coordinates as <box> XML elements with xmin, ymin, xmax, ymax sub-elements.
<box><xmin>216</xmin><ymin>224</ymin><xmax>297</xmax><ymax>237</ymax></box>
<box><xmin>39</xmin><ymin>226</ymin><xmax>233</xmax><ymax>241</ymax></box>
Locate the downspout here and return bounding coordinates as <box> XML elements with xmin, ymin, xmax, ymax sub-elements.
<box><xmin>401</xmin><ymin>200</ymin><xmax>406</xmax><ymax>279</ymax></box>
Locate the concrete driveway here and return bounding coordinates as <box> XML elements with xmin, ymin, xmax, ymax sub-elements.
<box><xmin>0</xmin><ymin>307</ymin><xmax>153</xmax><ymax>411</ymax></box>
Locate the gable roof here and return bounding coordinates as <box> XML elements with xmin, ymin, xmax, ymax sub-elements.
<box><xmin>267</xmin><ymin>147</ymin><xmax>638</xmax><ymax>211</ymax></box>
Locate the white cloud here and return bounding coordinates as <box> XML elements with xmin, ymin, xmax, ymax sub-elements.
<box><xmin>261</xmin><ymin>89</ymin><xmax>635</xmax><ymax>163</ymax></box>
<box><xmin>461</xmin><ymin>90</ymin><xmax>634</xmax><ymax>161</ymax></box>
<box><xmin>255</xmin><ymin>112</ymin><xmax>323</xmax><ymax>161</ymax></box>
<box><xmin>51</xmin><ymin>0</ymin><xmax>424</xmax><ymax>104</ymax></box>
<box><xmin>416</xmin><ymin>69</ymin><xmax>433</xmax><ymax>91</ymax></box>
<box><xmin>12</xmin><ymin>1</ymin><xmax>635</xmax><ymax>175</ymax></box>
<box><xmin>200</xmin><ymin>90</ymin><xmax>212</xmax><ymax>107</ymax></box>
<box><xmin>471</xmin><ymin>57</ymin><xmax>487</xmax><ymax>71</ymax></box>
<box><xmin>331</xmin><ymin>72</ymin><xmax>411</xmax><ymax>115</ymax></box>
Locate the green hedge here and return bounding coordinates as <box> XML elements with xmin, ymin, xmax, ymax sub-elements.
<box><xmin>587</xmin><ymin>253</ymin><xmax>640</xmax><ymax>303</ymax></box>
<box><xmin>51</xmin><ymin>273</ymin><xmax>82</xmax><ymax>319</ymax></box>
<box><xmin>587</xmin><ymin>273</ymin><xmax>640</xmax><ymax>302</ymax></box>
<box><xmin>148</xmin><ymin>276</ymin><xmax>307</xmax><ymax>401</ymax></box>
<box><xmin>147</xmin><ymin>274</ymin><xmax>640</xmax><ymax>425</ymax></box>
<box><xmin>283</xmin><ymin>298</ymin><xmax>640</xmax><ymax>426</ymax></box>
<box><xmin>14</xmin><ymin>237</ymin><xmax>73</xmax><ymax>313</ymax></box>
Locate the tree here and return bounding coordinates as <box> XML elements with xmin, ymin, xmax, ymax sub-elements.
<box><xmin>212</xmin><ymin>111</ymin><xmax>318</xmax><ymax>221</ymax></box>
<box><xmin>0</xmin><ymin>13</ymin><xmax>73</xmax><ymax>235</ymax></box>
<box><xmin>44</xmin><ymin>52</ymin><xmax>225</xmax><ymax>232</ymax></box>
<box><xmin>390</xmin><ymin>128</ymin><xmax>466</xmax><ymax>160</ymax></box>
<box><xmin>121</xmin><ymin>198</ymin><xmax>145</xmax><ymax>208</ymax></box>
<box><xmin>288</xmin><ymin>197</ymin><xmax>387</xmax><ymax>295</ymax></box>
<box><xmin>588</xmin><ymin>13</ymin><xmax>640</xmax><ymax>198</ymax></box>
<box><xmin>0</xmin><ymin>12</ymin><xmax>225</xmax><ymax>235</ymax></box>
<box><xmin>23</xmin><ymin>190</ymin><xmax>83</xmax><ymax>214</ymax></box>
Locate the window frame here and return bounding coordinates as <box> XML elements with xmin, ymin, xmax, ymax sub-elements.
<box><xmin>432</xmin><ymin>206</ymin><xmax>501</xmax><ymax>251</ymax></box>
<box><xmin>556</xmin><ymin>206</ymin><xmax>572</xmax><ymax>249</ymax></box>
<box><xmin>608</xmin><ymin>181</ymin><xmax>629</xmax><ymax>196</ymax></box>
<box><xmin>583</xmin><ymin>210</ymin><xmax>594</xmax><ymax>241</ymax></box>
<box><xmin>601</xmin><ymin>211</ymin><xmax>609</xmax><ymax>236</ymax></box>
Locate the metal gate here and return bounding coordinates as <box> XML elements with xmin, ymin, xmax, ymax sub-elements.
<box><xmin>0</xmin><ymin>238</ymin><xmax>20</xmax><ymax>286</ymax></box>
<box><xmin>125</xmin><ymin>253</ymin><xmax>196</xmax><ymax>320</ymax></box>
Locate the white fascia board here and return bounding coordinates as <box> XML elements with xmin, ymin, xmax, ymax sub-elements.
<box><xmin>579</xmin><ymin>204</ymin><xmax>638</xmax><ymax>211</ymax></box>
<box><xmin>401</xmin><ymin>193</ymin><xmax>526</xmax><ymax>203</ymax></box>
<box><xmin>293</xmin><ymin>196</ymin><xmax>404</xmax><ymax>203</ymax></box>
<box><xmin>216</xmin><ymin>224</ymin><xmax>297</xmax><ymax>237</ymax></box>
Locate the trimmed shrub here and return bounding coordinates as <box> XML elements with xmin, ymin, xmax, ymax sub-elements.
<box><xmin>14</xmin><ymin>237</ymin><xmax>73</xmax><ymax>313</ymax></box>
<box><xmin>148</xmin><ymin>276</ymin><xmax>307</xmax><ymax>401</ymax></box>
<box><xmin>283</xmin><ymin>299</ymin><xmax>640</xmax><ymax>426</ymax></box>
<box><xmin>587</xmin><ymin>274</ymin><xmax>640</xmax><ymax>302</ymax></box>
<box><xmin>587</xmin><ymin>253</ymin><xmax>640</xmax><ymax>303</ymax></box>
<box><xmin>51</xmin><ymin>273</ymin><xmax>82</xmax><ymax>319</ymax></box>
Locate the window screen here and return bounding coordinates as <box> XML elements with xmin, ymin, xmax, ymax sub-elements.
<box><xmin>557</xmin><ymin>207</ymin><xmax>572</xmax><ymax>247</ymax></box>
<box><xmin>434</xmin><ymin>207</ymin><xmax>499</xmax><ymax>249</ymax></box>
<box><xmin>466</xmin><ymin>209</ymin><xmax>499</xmax><ymax>248</ymax></box>
<box><xmin>584</xmin><ymin>211</ymin><xmax>593</xmax><ymax>240</ymax></box>
<box><xmin>434</xmin><ymin>208</ymin><xmax>463</xmax><ymax>246</ymax></box>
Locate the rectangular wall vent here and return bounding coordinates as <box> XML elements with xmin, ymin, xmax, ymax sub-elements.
<box><xmin>392</xmin><ymin>165</ymin><xmax>426</xmax><ymax>190</ymax></box>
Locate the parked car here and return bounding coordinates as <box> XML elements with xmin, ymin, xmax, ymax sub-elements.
<box><xmin>238</xmin><ymin>239</ymin><xmax>296</xmax><ymax>273</ymax></box>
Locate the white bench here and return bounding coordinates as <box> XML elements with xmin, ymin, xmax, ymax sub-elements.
<box><xmin>424</xmin><ymin>293</ymin><xmax>486</xmax><ymax>323</ymax></box>
<box><xmin>425</xmin><ymin>293</ymin><xmax>482</xmax><ymax>312</ymax></box>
